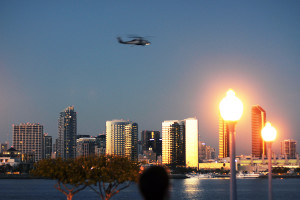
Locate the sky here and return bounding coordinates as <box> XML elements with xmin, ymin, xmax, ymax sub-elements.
<box><xmin>1</xmin><ymin>1</ymin><xmax>300</xmax><ymax>155</ymax></box>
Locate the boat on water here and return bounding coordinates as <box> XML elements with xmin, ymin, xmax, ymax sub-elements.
<box><xmin>236</xmin><ymin>172</ymin><xmax>262</xmax><ymax>178</ymax></box>
<box><xmin>197</xmin><ymin>173</ymin><xmax>215</xmax><ymax>179</ymax></box>
<box><xmin>186</xmin><ymin>173</ymin><xmax>215</xmax><ymax>179</ymax></box>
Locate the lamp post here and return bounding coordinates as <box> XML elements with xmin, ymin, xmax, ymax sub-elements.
<box><xmin>219</xmin><ymin>89</ymin><xmax>243</xmax><ymax>200</ymax></box>
<box><xmin>261</xmin><ymin>122</ymin><xmax>277</xmax><ymax>200</ymax></box>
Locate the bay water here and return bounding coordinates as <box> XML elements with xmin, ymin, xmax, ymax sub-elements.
<box><xmin>0</xmin><ymin>177</ymin><xmax>299</xmax><ymax>200</ymax></box>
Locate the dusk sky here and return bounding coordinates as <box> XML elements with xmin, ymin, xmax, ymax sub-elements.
<box><xmin>1</xmin><ymin>1</ymin><xmax>300</xmax><ymax>155</ymax></box>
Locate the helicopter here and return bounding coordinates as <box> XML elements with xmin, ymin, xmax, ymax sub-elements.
<box><xmin>117</xmin><ymin>36</ymin><xmax>151</xmax><ymax>46</ymax></box>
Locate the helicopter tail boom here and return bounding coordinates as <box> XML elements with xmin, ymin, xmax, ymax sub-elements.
<box><xmin>117</xmin><ymin>37</ymin><xmax>125</xmax><ymax>44</ymax></box>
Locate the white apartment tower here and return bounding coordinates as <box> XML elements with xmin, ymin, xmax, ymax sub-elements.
<box><xmin>106</xmin><ymin>119</ymin><xmax>138</xmax><ymax>161</ymax></box>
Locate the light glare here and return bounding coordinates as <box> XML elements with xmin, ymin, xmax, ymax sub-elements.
<box><xmin>261</xmin><ymin>122</ymin><xmax>277</xmax><ymax>142</ymax></box>
<box><xmin>219</xmin><ymin>89</ymin><xmax>243</xmax><ymax>121</ymax></box>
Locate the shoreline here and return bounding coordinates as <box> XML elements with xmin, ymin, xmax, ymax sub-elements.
<box><xmin>1</xmin><ymin>174</ymin><xmax>300</xmax><ymax>179</ymax></box>
<box><xmin>0</xmin><ymin>174</ymin><xmax>45</xmax><ymax>179</ymax></box>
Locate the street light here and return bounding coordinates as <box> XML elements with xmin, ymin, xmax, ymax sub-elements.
<box><xmin>261</xmin><ymin>122</ymin><xmax>277</xmax><ymax>200</ymax></box>
<box><xmin>219</xmin><ymin>89</ymin><xmax>243</xmax><ymax>200</ymax></box>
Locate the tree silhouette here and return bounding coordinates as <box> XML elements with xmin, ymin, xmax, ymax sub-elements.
<box><xmin>31</xmin><ymin>158</ymin><xmax>87</xmax><ymax>200</ymax></box>
<box><xmin>81</xmin><ymin>155</ymin><xmax>140</xmax><ymax>200</ymax></box>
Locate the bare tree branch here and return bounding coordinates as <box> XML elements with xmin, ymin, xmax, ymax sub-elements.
<box><xmin>73</xmin><ymin>185</ymin><xmax>87</xmax><ymax>195</ymax></box>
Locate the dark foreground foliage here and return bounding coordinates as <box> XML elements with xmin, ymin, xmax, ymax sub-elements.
<box><xmin>31</xmin><ymin>155</ymin><xmax>140</xmax><ymax>200</ymax></box>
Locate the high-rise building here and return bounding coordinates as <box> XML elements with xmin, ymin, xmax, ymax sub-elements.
<box><xmin>57</xmin><ymin>106</ymin><xmax>77</xmax><ymax>159</ymax></box>
<box><xmin>76</xmin><ymin>138</ymin><xmax>96</xmax><ymax>157</ymax></box>
<box><xmin>106</xmin><ymin>120</ymin><xmax>138</xmax><ymax>161</ymax></box>
<box><xmin>281</xmin><ymin>139</ymin><xmax>297</xmax><ymax>159</ymax></box>
<box><xmin>219</xmin><ymin>115</ymin><xmax>229</xmax><ymax>158</ymax></box>
<box><xmin>12</xmin><ymin>123</ymin><xmax>43</xmax><ymax>162</ymax></box>
<box><xmin>252</xmin><ymin>105</ymin><xmax>266</xmax><ymax>158</ymax></box>
<box><xmin>125</xmin><ymin>123</ymin><xmax>138</xmax><ymax>161</ymax></box>
<box><xmin>43</xmin><ymin>133</ymin><xmax>52</xmax><ymax>159</ymax></box>
<box><xmin>185</xmin><ymin>118</ymin><xmax>199</xmax><ymax>168</ymax></box>
<box><xmin>141</xmin><ymin>130</ymin><xmax>162</xmax><ymax>157</ymax></box>
<box><xmin>199</xmin><ymin>141</ymin><xmax>216</xmax><ymax>161</ymax></box>
<box><xmin>162</xmin><ymin>118</ymin><xmax>198</xmax><ymax>168</ymax></box>
<box><xmin>95</xmin><ymin>134</ymin><xmax>106</xmax><ymax>155</ymax></box>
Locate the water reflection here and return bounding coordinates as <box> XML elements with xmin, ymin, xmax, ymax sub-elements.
<box><xmin>183</xmin><ymin>177</ymin><xmax>203</xmax><ymax>198</ymax></box>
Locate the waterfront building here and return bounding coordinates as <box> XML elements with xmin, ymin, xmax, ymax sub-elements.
<box><xmin>106</xmin><ymin>120</ymin><xmax>138</xmax><ymax>161</ymax></box>
<box><xmin>281</xmin><ymin>139</ymin><xmax>297</xmax><ymax>159</ymax></box>
<box><xmin>252</xmin><ymin>105</ymin><xmax>266</xmax><ymax>158</ymax></box>
<box><xmin>162</xmin><ymin>118</ymin><xmax>198</xmax><ymax>168</ymax></box>
<box><xmin>219</xmin><ymin>115</ymin><xmax>229</xmax><ymax>158</ymax></box>
<box><xmin>12</xmin><ymin>123</ymin><xmax>43</xmax><ymax>162</ymax></box>
<box><xmin>141</xmin><ymin>130</ymin><xmax>162</xmax><ymax>158</ymax></box>
<box><xmin>1</xmin><ymin>147</ymin><xmax>21</xmax><ymax>158</ymax></box>
<box><xmin>76</xmin><ymin>137</ymin><xmax>96</xmax><ymax>157</ymax></box>
<box><xmin>43</xmin><ymin>134</ymin><xmax>52</xmax><ymax>159</ymax></box>
<box><xmin>0</xmin><ymin>147</ymin><xmax>21</xmax><ymax>166</ymax></box>
<box><xmin>57</xmin><ymin>106</ymin><xmax>77</xmax><ymax>159</ymax></box>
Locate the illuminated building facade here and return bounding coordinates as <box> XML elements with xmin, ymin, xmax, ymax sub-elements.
<box><xmin>162</xmin><ymin>118</ymin><xmax>198</xmax><ymax>168</ymax></box>
<box><xmin>12</xmin><ymin>123</ymin><xmax>43</xmax><ymax>162</ymax></box>
<box><xmin>252</xmin><ymin>105</ymin><xmax>266</xmax><ymax>158</ymax></box>
<box><xmin>281</xmin><ymin>139</ymin><xmax>297</xmax><ymax>159</ymax></box>
<box><xmin>125</xmin><ymin>123</ymin><xmax>138</xmax><ymax>161</ymax></box>
<box><xmin>141</xmin><ymin>130</ymin><xmax>162</xmax><ymax>157</ymax></box>
<box><xmin>219</xmin><ymin>115</ymin><xmax>229</xmax><ymax>158</ymax></box>
<box><xmin>185</xmin><ymin>118</ymin><xmax>199</xmax><ymax>168</ymax></box>
<box><xmin>57</xmin><ymin>106</ymin><xmax>77</xmax><ymax>159</ymax></box>
<box><xmin>106</xmin><ymin>120</ymin><xmax>138</xmax><ymax>161</ymax></box>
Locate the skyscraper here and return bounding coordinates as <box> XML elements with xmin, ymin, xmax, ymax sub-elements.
<box><xmin>162</xmin><ymin>118</ymin><xmax>198</xmax><ymax>168</ymax></box>
<box><xmin>106</xmin><ymin>120</ymin><xmax>138</xmax><ymax>161</ymax></box>
<box><xmin>185</xmin><ymin>118</ymin><xmax>199</xmax><ymax>168</ymax></box>
<box><xmin>141</xmin><ymin>130</ymin><xmax>162</xmax><ymax>157</ymax></box>
<box><xmin>252</xmin><ymin>105</ymin><xmax>266</xmax><ymax>158</ymax></box>
<box><xmin>125</xmin><ymin>123</ymin><xmax>138</xmax><ymax>161</ymax></box>
<box><xmin>43</xmin><ymin>133</ymin><xmax>52</xmax><ymax>159</ymax></box>
<box><xmin>219</xmin><ymin>115</ymin><xmax>229</xmax><ymax>158</ymax></box>
<box><xmin>57</xmin><ymin>106</ymin><xmax>77</xmax><ymax>159</ymax></box>
<box><xmin>281</xmin><ymin>139</ymin><xmax>297</xmax><ymax>159</ymax></box>
<box><xmin>12</xmin><ymin>123</ymin><xmax>43</xmax><ymax>162</ymax></box>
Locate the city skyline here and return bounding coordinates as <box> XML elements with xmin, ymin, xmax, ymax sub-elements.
<box><xmin>5</xmin><ymin>116</ymin><xmax>299</xmax><ymax>159</ymax></box>
<box><xmin>1</xmin><ymin>1</ymin><xmax>300</xmax><ymax>155</ymax></box>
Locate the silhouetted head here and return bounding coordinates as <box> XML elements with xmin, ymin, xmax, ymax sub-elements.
<box><xmin>139</xmin><ymin>166</ymin><xmax>170</xmax><ymax>200</ymax></box>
